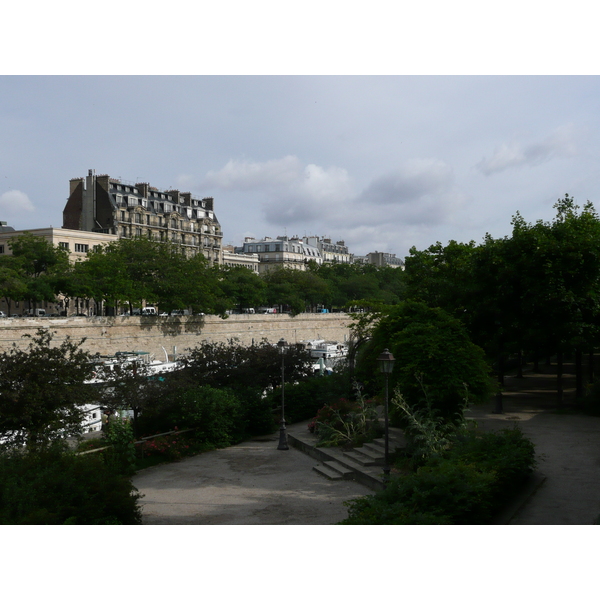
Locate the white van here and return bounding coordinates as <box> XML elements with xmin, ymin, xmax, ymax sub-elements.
<box><xmin>27</xmin><ymin>309</ymin><xmax>46</xmax><ymax>317</ymax></box>
<box><xmin>141</xmin><ymin>307</ymin><xmax>157</xmax><ymax>316</ymax></box>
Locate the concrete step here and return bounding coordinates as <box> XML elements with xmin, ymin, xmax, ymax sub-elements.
<box><xmin>323</xmin><ymin>460</ymin><xmax>354</xmax><ymax>478</ymax></box>
<box><xmin>349</xmin><ymin>445</ymin><xmax>385</xmax><ymax>464</ymax></box>
<box><xmin>362</xmin><ymin>441</ymin><xmax>387</xmax><ymax>454</ymax></box>
<box><xmin>313</xmin><ymin>461</ymin><xmax>354</xmax><ymax>481</ymax></box>
<box><xmin>343</xmin><ymin>449</ymin><xmax>382</xmax><ymax>467</ymax></box>
<box><xmin>313</xmin><ymin>463</ymin><xmax>344</xmax><ymax>480</ymax></box>
<box><xmin>371</xmin><ymin>433</ymin><xmax>406</xmax><ymax>450</ymax></box>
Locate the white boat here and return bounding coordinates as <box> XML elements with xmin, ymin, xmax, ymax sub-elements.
<box><xmin>301</xmin><ymin>340</ymin><xmax>348</xmax><ymax>360</ymax></box>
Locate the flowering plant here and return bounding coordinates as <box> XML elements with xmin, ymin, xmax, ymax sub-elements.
<box><xmin>139</xmin><ymin>430</ymin><xmax>191</xmax><ymax>461</ymax></box>
<box><xmin>309</xmin><ymin>383</ymin><xmax>382</xmax><ymax>448</ymax></box>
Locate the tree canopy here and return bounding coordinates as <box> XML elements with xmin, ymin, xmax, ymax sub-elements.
<box><xmin>0</xmin><ymin>330</ymin><xmax>99</xmax><ymax>449</ymax></box>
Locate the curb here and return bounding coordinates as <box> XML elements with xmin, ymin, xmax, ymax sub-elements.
<box><xmin>490</xmin><ymin>471</ymin><xmax>547</xmax><ymax>525</ymax></box>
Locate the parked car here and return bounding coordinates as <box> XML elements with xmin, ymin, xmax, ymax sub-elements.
<box><xmin>0</xmin><ymin>311</ymin><xmax>6</xmax><ymax>318</ymax></box>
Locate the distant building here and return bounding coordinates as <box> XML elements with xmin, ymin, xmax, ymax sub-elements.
<box><xmin>235</xmin><ymin>235</ymin><xmax>322</xmax><ymax>274</ymax></box>
<box><xmin>63</xmin><ymin>169</ymin><xmax>223</xmax><ymax>265</ymax></box>
<box><xmin>304</xmin><ymin>236</ymin><xmax>352</xmax><ymax>264</ymax></box>
<box><xmin>0</xmin><ymin>225</ymin><xmax>118</xmax><ymax>316</ymax></box>
<box><xmin>354</xmin><ymin>251</ymin><xmax>405</xmax><ymax>269</ymax></box>
<box><xmin>222</xmin><ymin>245</ymin><xmax>259</xmax><ymax>272</ymax></box>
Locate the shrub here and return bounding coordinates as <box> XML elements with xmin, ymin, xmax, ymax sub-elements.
<box><xmin>264</xmin><ymin>372</ymin><xmax>352</xmax><ymax>425</ymax></box>
<box><xmin>0</xmin><ymin>444</ymin><xmax>142</xmax><ymax>525</ymax></box>
<box><xmin>169</xmin><ymin>386</ymin><xmax>245</xmax><ymax>446</ymax></box>
<box><xmin>238</xmin><ymin>387</ymin><xmax>278</xmax><ymax>437</ymax></box>
<box><xmin>310</xmin><ymin>385</ymin><xmax>382</xmax><ymax>448</ymax></box>
<box><xmin>340</xmin><ymin>426</ymin><xmax>537</xmax><ymax>525</ymax></box>
<box><xmin>104</xmin><ymin>416</ymin><xmax>136</xmax><ymax>475</ymax></box>
<box><xmin>443</xmin><ymin>427</ymin><xmax>536</xmax><ymax>508</ymax></box>
<box><xmin>341</xmin><ymin>461</ymin><xmax>496</xmax><ymax>525</ymax></box>
<box><xmin>138</xmin><ymin>429</ymin><xmax>196</xmax><ymax>461</ymax></box>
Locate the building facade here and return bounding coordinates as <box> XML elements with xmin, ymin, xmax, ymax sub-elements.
<box><xmin>222</xmin><ymin>245</ymin><xmax>260</xmax><ymax>272</ymax></box>
<box><xmin>235</xmin><ymin>235</ymin><xmax>322</xmax><ymax>274</ymax></box>
<box><xmin>353</xmin><ymin>251</ymin><xmax>405</xmax><ymax>269</ymax></box>
<box><xmin>304</xmin><ymin>236</ymin><xmax>352</xmax><ymax>264</ymax></box>
<box><xmin>63</xmin><ymin>170</ymin><xmax>223</xmax><ymax>265</ymax></box>
<box><xmin>0</xmin><ymin>225</ymin><xmax>118</xmax><ymax>316</ymax></box>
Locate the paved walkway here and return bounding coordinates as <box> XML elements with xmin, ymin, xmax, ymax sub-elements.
<box><xmin>133</xmin><ymin>368</ymin><xmax>600</xmax><ymax>525</ymax></box>
<box><xmin>466</xmin><ymin>372</ymin><xmax>600</xmax><ymax>525</ymax></box>
<box><xmin>132</xmin><ymin>423</ymin><xmax>371</xmax><ymax>525</ymax></box>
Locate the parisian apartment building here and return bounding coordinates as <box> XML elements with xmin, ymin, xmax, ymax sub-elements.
<box><xmin>235</xmin><ymin>235</ymin><xmax>352</xmax><ymax>274</ymax></box>
<box><xmin>63</xmin><ymin>169</ymin><xmax>223</xmax><ymax>265</ymax></box>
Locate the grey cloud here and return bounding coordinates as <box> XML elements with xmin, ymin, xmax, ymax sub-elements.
<box><xmin>476</xmin><ymin>125</ymin><xmax>578</xmax><ymax>176</ymax></box>
<box><xmin>359</xmin><ymin>159</ymin><xmax>454</xmax><ymax>205</ymax></box>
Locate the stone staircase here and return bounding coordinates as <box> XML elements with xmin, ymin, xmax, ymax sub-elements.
<box><xmin>287</xmin><ymin>424</ymin><xmax>406</xmax><ymax>491</ymax></box>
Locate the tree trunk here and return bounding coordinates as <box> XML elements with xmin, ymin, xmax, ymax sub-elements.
<box><xmin>589</xmin><ymin>350</ymin><xmax>595</xmax><ymax>385</ymax></box>
<box><xmin>576</xmin><ymin>347</ymin><xmax>583</xmax><ymax>400</ymax></box>
<box><xmin>557</xmin><ymin>350</ymin><xmax>564</xmax><ymax>406</ymax></box>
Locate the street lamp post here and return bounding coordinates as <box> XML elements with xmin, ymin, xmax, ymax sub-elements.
<box><xmin>277</xmin><ymin>338</ymin><xmax>289</xmax><ymax>450</ymax></box>
<box><xmin>377</xmin><ymin>348</ymin><xmax>396</xmax><ymax>486</ymax></box>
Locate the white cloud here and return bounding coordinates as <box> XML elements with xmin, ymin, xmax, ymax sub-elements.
<box><xmin>203</xmin><ymin>156</ymin><xmax>302</xmax><ymax>190</ymax></box>
<box><xmin>477</xmin><ymin>124</ymin><xmax>578</xmax><ymax>176</ymax></box>
<box><xmin>0</xmin><ymin>190</ymin><xmax>35</xmax><ymax>218</ymax></box>
<box><xmin>200</xmin><ymin>154</ymin><xmax>472</xmax><ymax>254</ymax></box>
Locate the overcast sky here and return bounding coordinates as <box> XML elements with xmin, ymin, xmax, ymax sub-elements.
<box><xmin>2</xmin><ymin>75</ymin><xmax>600</xmax><ymax>258</ymax></box>
<box><xmin>2</xmin><ymin>3</ymin><xmax>600</xmax><ymax>261</ymax></box>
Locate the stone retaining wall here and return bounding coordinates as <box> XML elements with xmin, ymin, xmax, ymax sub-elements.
<box><xmin>0</xmin><ymin>313</ymin><xmax>353</xmax><ymax>358</ymax></box>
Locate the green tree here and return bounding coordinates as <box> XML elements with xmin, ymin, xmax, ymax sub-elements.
<box><xmin>0</xmin><ymin>255</ymin><xmax>28</xmax><ymax>314</ymax></box>
<box><xmin>7</xmin><ymin>233</ymin><xmax>70</xmax><ymax>311</ymax></box>
<box><xmin>355</xmin><ymin>301</ymin><xmax>493</xmax><ymax>421</ymax></box>
<box><xmin>217</xmin><ymin>266</ymin><xmax>267</xmax><ymax>312</ymax></box>
<box><xmin>0</xmin><ymin>330</ymin><xmax>99</xmax><ymax>449</ymax></box>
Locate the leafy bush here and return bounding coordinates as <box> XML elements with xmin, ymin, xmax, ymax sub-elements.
<box><xmin>443</xmin><ymin>427</ymin><xmax>536</xmax><ymax>507</ymax></box>
<box><xmin>340</xmin><ymin>426</ymin><xmax>536</xmax><ymax>525</ymax></box>
<box><xmin>104</xmin><ymin>417</ymin><xmax>137</xmax><ymax>475</ymax></box>
<box><xmin>263</xmin><ymin>373</ymin><xmax>352</xmax><ymax>425</ymax></box>
<box><xmin>168</xmin><ymin>386</ymin><xmax>245</xmax><ymax>446</ymax></box>
<box><xmin>342</xmin><ymin>461</ymin><xmax>496</xmax><ymax>525</ymax></box>
<box><xmin>138</xmin><ymin>429</ymin><xmax>198</xmax><ymax>462</ymax></box>
<box><xmin>0</xmin><ymin>444</ymin><xmax>142</xmax><ymax>525</ymax></box>
<box><xmin>391</xmin><ymin>386</ymin><xmax>471</xmax><ymax>466</ymax></box>
<box><xmin>237</xmin><ymin>387</ymin><xmax>279</xmax><ymax>437</ymax></box>
<box><xmin>310</xmin><ymin>385</ymin><xmax>382</xmax><ymax>448</ymax></box>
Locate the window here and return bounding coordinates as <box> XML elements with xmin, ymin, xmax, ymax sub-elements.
<box><xmin>134</xmin><ymin>213</ymin><xmax>141</xmax><ymax>224</ymax></box>
<box><xmin>58</xmin><ymin>242</ymin><xmax>69</xmax><ymax>250</ymax></box>
<box><xmin>0</xmin><ymin>244</ymin><xmax>4</xmax><ymax>254</ymax></box>
<box><xmin>74</xmin><ymin>244</ymin><xmax>89</xmax><ymax>253</ymax></box>
<box><xmin>120</xmin><ymin>211</ymin><xmax>125</xmax><ymax>221</ymax></box>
